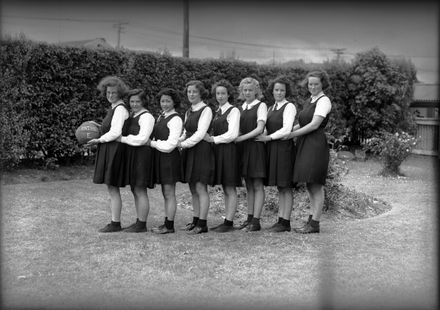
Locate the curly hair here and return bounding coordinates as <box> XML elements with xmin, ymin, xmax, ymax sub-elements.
<box><xmin>97</xmin><ymin>76</ymin><xmax>129</xmax><ymax>98</ymax></box>
<box><xmin>156</xmin><ymin>88</ymin><xmax>181</xmax><ymax>109</ymax></box>
<box><xmin>211</xmin><ymin>79</ymin><xmax>235</xmax><ymax>103</ymax></box>
<box><xmin>300</xmin><ymin>70</ymin><xmax>331</xmax><ymax>91</ymax></box>
<box><xmin>267</xmin><ymin>75</ymin><xmax>293</xmax><ymax>99</ymax></box>
<box><xmin>185</xmin><ymin>80</ymin><xmax>209</xmax><ymax>100</ymax></box>
<box><xmin>127</xmin><ymin>88</ymin><xmax>148</xmax><ymax>108</ymax></box>
<box><xmin>237</xmin><ymin>77</ymin><xmax>263</xmax><ymax>101</ymax></box>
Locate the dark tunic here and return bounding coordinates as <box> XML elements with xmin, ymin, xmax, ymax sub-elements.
<box><xmin>93</xmin><ymin>103</ymin><xmax>129</xmax><ymax>187</ymax></box>
<box><xmin>265</xmin><ymin>102</ymin><xmax>295</xmax><ymax>187</ymax></box>
<box><xmin>238</xmin><ymin>102</ymin><xmax>266</xmax><ymax>179</ymax></box>
<box><xmin>152</xmin><ymin>113</ymin><xmax>182</xmax><ymax>185</ymax></box>
<box><xmin>293</xmin><ymin>95</ymin><xmax>330</xmax><ymax>185</ymax></box>
<box><xmin>124</xmin><ymin>111</ymin><xmax>154</xmax><ymax>188</ymax></box>
<box><xmin>181</xmin><ymin>106</ymin><xmax>215</xmax><ymax>185</ymax></box>
<box><xmin>212</xmin><ymin>106</ymin><xmax>242</xmax><ymax>187</ymax></box>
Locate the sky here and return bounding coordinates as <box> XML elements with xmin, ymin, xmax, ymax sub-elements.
<box><xmin>1</xmin><ymin>0</ymin><xmax>439</xmax><ymax>83</ymax></box>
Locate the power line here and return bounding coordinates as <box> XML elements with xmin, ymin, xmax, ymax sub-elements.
<box><xmin>3</xmin><ymin>14</ymin><xmax>123</xmax><ymax>23</ymax></box>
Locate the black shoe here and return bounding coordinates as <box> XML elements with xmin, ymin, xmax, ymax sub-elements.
<box><xmin>98</xmin><ymin>223</ymin><xmax>122</xmax><ymax>233</ymax></box>
<box><xmin>181</xmin><ymin>222</ymin><xmax>196</xmax><ymax>231</ymax></box>
<box><xmin>124</xmin><ymin>222</ymin><xmax>147</xmax><ymax>233</ymax></box>
<box><xmin>238</xmin><ymin>219</ymin><xmax>251</xmax><ymax>230</ymax></box>
<box><xmin>244</xmin><ymin>222</ymin><xmax>261</xmax><ymax>232</ymax></box>
<box><xmin>187</xmin><ymin>226</ymin><xmax>208</xmax><ymax>234</ymax></box>
<box><xmin>152</xmin><ymin>226</ymin><xmax>175</xmax><ymax>234</ymax></box>
<box><xmin>267</xmin><ymin>222</ymin><xmax>284</xmax><ymax>232</ymax></box>
<box><xmin>210</xmin><ymin>223</ymin><xmax>224</xmax><ymax>231</ymax></box>
<box><xmin>215</xmin><ymin>224</ymin><xmax>235</xmax><ymax>233</ymax></box>
<box><xmin>271</xmin><ymin>224</ymin><xmax>291</xmax><ymax>232</ymax></box>
<box><xmin>294</xmin><ymin>223</ymin><xmax>319</xmax><ymax>234</ymax></box>
<box><xmin>123</xmin><ymin>220</ymin><xmax>139</xmax><ymax>231</ymax></box>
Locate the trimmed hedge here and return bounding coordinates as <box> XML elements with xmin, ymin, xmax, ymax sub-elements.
<box><xmin>0</xmin><ymin>38</ymin><xmax>416</xmax><ymax>169</ymax></box>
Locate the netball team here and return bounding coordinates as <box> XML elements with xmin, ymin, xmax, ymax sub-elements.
<box><xmin>87</xmin><ymin>70</ymin><xmax>332</xmax><ymax>235</ymax></box>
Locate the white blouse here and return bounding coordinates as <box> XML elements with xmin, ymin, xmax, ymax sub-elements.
<box><xmin>268</xmin><ymin>100</ymin><xmax>296</xmax><ymax>140</ymax></box>
<box><xmin>179</xmin><ymin>101</ymin><xmax>213</xmax><ymax>148</ymax></box>
<box><xmin>150</xmin><ymin>111</ymin><xmax>183</xmax><ymax>153</ymax></box>
<box><xmin>241</xmin><ymin>99</ymin><xmax>267</xmax><ymax>123</ymax></box>
<box><xmin>120</xmin><ymin>111</ymin><xmax>155</xmax><ymax>146</ymax></box>
<box><xmin>99</xmin><ymin>101</ymin><xmax>129</xmax><ymax>143</ymax></box>
<box><xmin>311</xmin><ymin>91</ymin><xmax>332</xmax><ymax>117</ymax></box>
<box><xmin>212</xmin><ymin>102</ymin><xmax>240</xmax><ymax>144</ymax></box>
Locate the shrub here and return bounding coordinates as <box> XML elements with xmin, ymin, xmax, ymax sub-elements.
<box><xmin>362</xmin><ymin>130</ymin><xmax>418</xmax><ymax>176</ymax></box>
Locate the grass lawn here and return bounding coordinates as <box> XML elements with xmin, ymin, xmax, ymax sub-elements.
<box><xmin>1</xmin><ymin>155</ymin><xmax>438</xmax><ymax>310</ymax></box>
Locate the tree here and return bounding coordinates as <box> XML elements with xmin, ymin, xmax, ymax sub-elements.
<box><xmin>346</xmin><ymin>47</ymin><xmax>417</xmax><ymax>144</ymax></box>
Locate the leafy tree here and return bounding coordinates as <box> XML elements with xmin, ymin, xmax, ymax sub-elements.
<box><xmin>346</xmin><ymin>47</ymin><xmax>417</xmax><ymax>143</ymax></box>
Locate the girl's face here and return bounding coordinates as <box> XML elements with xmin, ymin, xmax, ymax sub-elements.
<box><xmin>308</xmin><ymin>77</ymin><xmax>323</xmax><ymax>96</ymax></box>
<box><xmin>242</xmin><ymin>84</ymin><xmax>257</xmax><ymax>102</ymax></box>
<box><xmin>215</xmin><ymin>86</ymin><xmax>228</xmax><ymax>106</ymax></box>
<box><xmin>106</xmin><ymin>86</ymin><xmax>119</xmax><ymax>104</ymax></box>
<box><xmin>273</xmin><ymin>82</ymin><xmax>286</xmax><ymax>102</ymax></box>
<box><xmin>187</xmin><ymin>85</ymin><xmax>201</xmax><ymax>104</ymax></box>
<box><xmin>129</xmin><ymin>95</ymin><xmax>144</xmax><ymax>113</ymax></box>
<box><xmin>160</xmin><ymin>94</ymin><xmax>175</xmax><ymax>113</ymax></box>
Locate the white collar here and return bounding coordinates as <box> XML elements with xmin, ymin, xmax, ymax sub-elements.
<box><xmin>274</xmin><ymin>99</ymin><xmax>288</xmax><ymax>109</ymax></box>
<box><xmin>243</xmin><ymin>99</ymin><xmax>260</xmax><ymax>109</ymax></box>
<box><xmin>219</xmin><ymin>102</ymin><xmax>232</xmax><ymax>112</ymax></box>
<box><xmin>311</xmin><ymin>91</ymin><xmax>325</xmax><ymax>102</ymax></box>
<box><xmin>191</xmin><ymin>101</ymin><xmax>206</xmax><ymax>111</ymax></box>
<box><xmin>163</xmin><ymin>109</ymin><xmax>176</xmax><ymax>117</ymax></box>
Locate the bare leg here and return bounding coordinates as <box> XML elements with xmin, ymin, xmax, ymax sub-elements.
<box><xmin>107</xmin><ymin>185</ymin><xmax>122</xmax><ymax>222</ymax></box>
<box><xmin>306</xmin><ymin>183</ymin><xmax>325</xmax><ymax>221</ymax></box>
<box><xmin>162</xmin><ymin>183</ymin><xmax>177</xmax><ymax>221</ymax></box>
<box><xmin>196</xmin><ymin>182</ymin><xmax>210</xmax><ymax>220</ymax></box>
<box><xmin>133</xmin><ymin>186</ymin><xmax>149</xmax><ymax>222</ymax></box>
<box><xmin>252</xmin><ymin>178</ymin><xmax>265</xmax><ymax>218</ymax></box>
<box><xmin>189</xmin><ymin>182</ymin><xmax>200</xmax><ymax>218</ymax></box>
<box><xmin>223</xmin><ymin>185</ymin><xmax>238</xmax><ymax>221</ymax></box>
<box><xmin>244</xmin><ymin>178</ymin><xmax>255</xmax><ymax>215</ymax></box>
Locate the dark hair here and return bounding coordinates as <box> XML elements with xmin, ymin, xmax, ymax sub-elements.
<box><xmin>127</xmin><ymin>88</ymin><xmax>148</xmax><ymax>108</ymax></box>
<box><xmin>156</xmin><ymin>88</ymin><xmax>181</xmax><ymax>109</ymax></box>
<box><xmin>211</xmin><ymin>79</ymin><xmax>235</xmax><ymax>103</ymax></box>
<box><xmin>300</xmin><ymin>70</ymin><xmax>331</xmax><ymax>91</ymax></box>
<box><xmin>97</xmin><ymin>76</ymin><xmax>129</xmax><ymax>98</ymax></box>
<box><xmin>185</xmin><ymin>80</ymin><xmax>209</xmax><ymax>100</ymax></box>
<box><xmin>267</xmin><ymin>75</ymin><xmax>293</xmax><ymax>99</ymax></box>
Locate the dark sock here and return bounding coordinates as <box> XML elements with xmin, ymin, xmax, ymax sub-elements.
<box><xmin>247</xmin><ymin>214</ymin><xmax>254</xmax><ymax>222</ymax></box>
<box><xmin>281</xmin><ymin>218</ymin><xmax>291</xmax><ymax>227</ymax></box>
<box><xmin>165</xmin><ymin>219</ymin><xmax>174</xmax><ymax>229</ymax></box>
<box><xmin>307</xmin><ymin>215</ymin><xmax>313</xmax><ymax>224</ymax></box>
<box><xmin>164</xmin><ymin>217</ymin><xmax>168</xmax><ymax>224</ymax></box>
<box><xmin>251</xmin><ymin>217</ymin><xmax>260</xmax><ymax>224</ymax></box>
<box><xmin>192</xmin><ymin>216</ymin><xmax>199</xmax><ymax>225</ymax></box>
<box><xmin>224</xmin><ymin>219</ymin><xmax>233</xmax><ymax>226</ymax></box>
<box><xmin>278</xmin><ymin>217</ymin><xmax>282</xmax><ymax>223</ymax></box>
<box><xmin>111</xmin><ymin>221</ymin><xmax>121</xmax><ymax>227</ymax></box>
<box><xmin>310</xmin><ymin>219</ymin><xmax>320</xmax><ymax>228</ymax></box>
<box><xmin>198</xmin><ymin>219</ymin><xmax>207</xmax><ymax>227</ymax></box>
<box><xmin>138</xmin><ymin>220</ymin><xmax>146</xmax><ymax>228</ymax></box>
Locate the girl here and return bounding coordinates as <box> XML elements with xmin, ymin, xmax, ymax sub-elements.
<box><xmin>256</xmin><ymin>75</ymin><xmax>296</xmax><ymax>232</ymax></box>
<box><xmin>178</xmin><ymin>80</ymin><xmax>214</xmax><ymax>234</ymax></box>
<box><xmin>87</xmin><ymin>76</ymin><xmax>130</xmax><ymax>233</ymax></box>
<box><xmin>286</xmin><ymin>70</ymin><xmax>332</xmax><ymax>234</ymax></box>
<box><xmin>204</xmin><ymin>79</ymin><xmax>241</xmax><ymax>233</ymax></box>
<box><xmin>119</xmin><ymin>89</ymin><xmax>155</xmax><ymax>233</ymax></box>
<box><xmin>150</xmin><ymin>88</ymin><xmax>183</xmax><ymax>234</ymax></box>
<box><xmin>235</xmin><ymin>77</ymin><xmax>267</xmax><ymax>232</ymax></box>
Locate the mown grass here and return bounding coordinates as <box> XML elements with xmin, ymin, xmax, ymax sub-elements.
<box><xmin>1</xmin><ymin>155</ymin><xmax>436</xmax><ymax>310</ymax></box>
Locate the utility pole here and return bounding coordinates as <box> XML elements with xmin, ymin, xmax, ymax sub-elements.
<box><xmin>114</xmin><ymin>21</ymin><xmax>128</xmax><ymax>49</ymax></box>
<box><xmin>183</xmin><ymin>0</ymin><xmax>189</xmax><ymax>57</ymax></box>
<box><xmin>330</xmin><ymin>48</ymin><xmax>346</xmax><ymax>63</ymax></box>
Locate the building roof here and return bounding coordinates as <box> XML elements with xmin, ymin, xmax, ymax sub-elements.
<box><xmin>411</xmin><ymin>83</ymin><xmax>439</xmax><ymax>108</ymax></box>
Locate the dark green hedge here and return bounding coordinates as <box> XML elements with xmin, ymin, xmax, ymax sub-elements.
<box><xmin>0</xmin><ymin>38</ymin><xmax>416</xmax><ymax>169</ymax></box>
